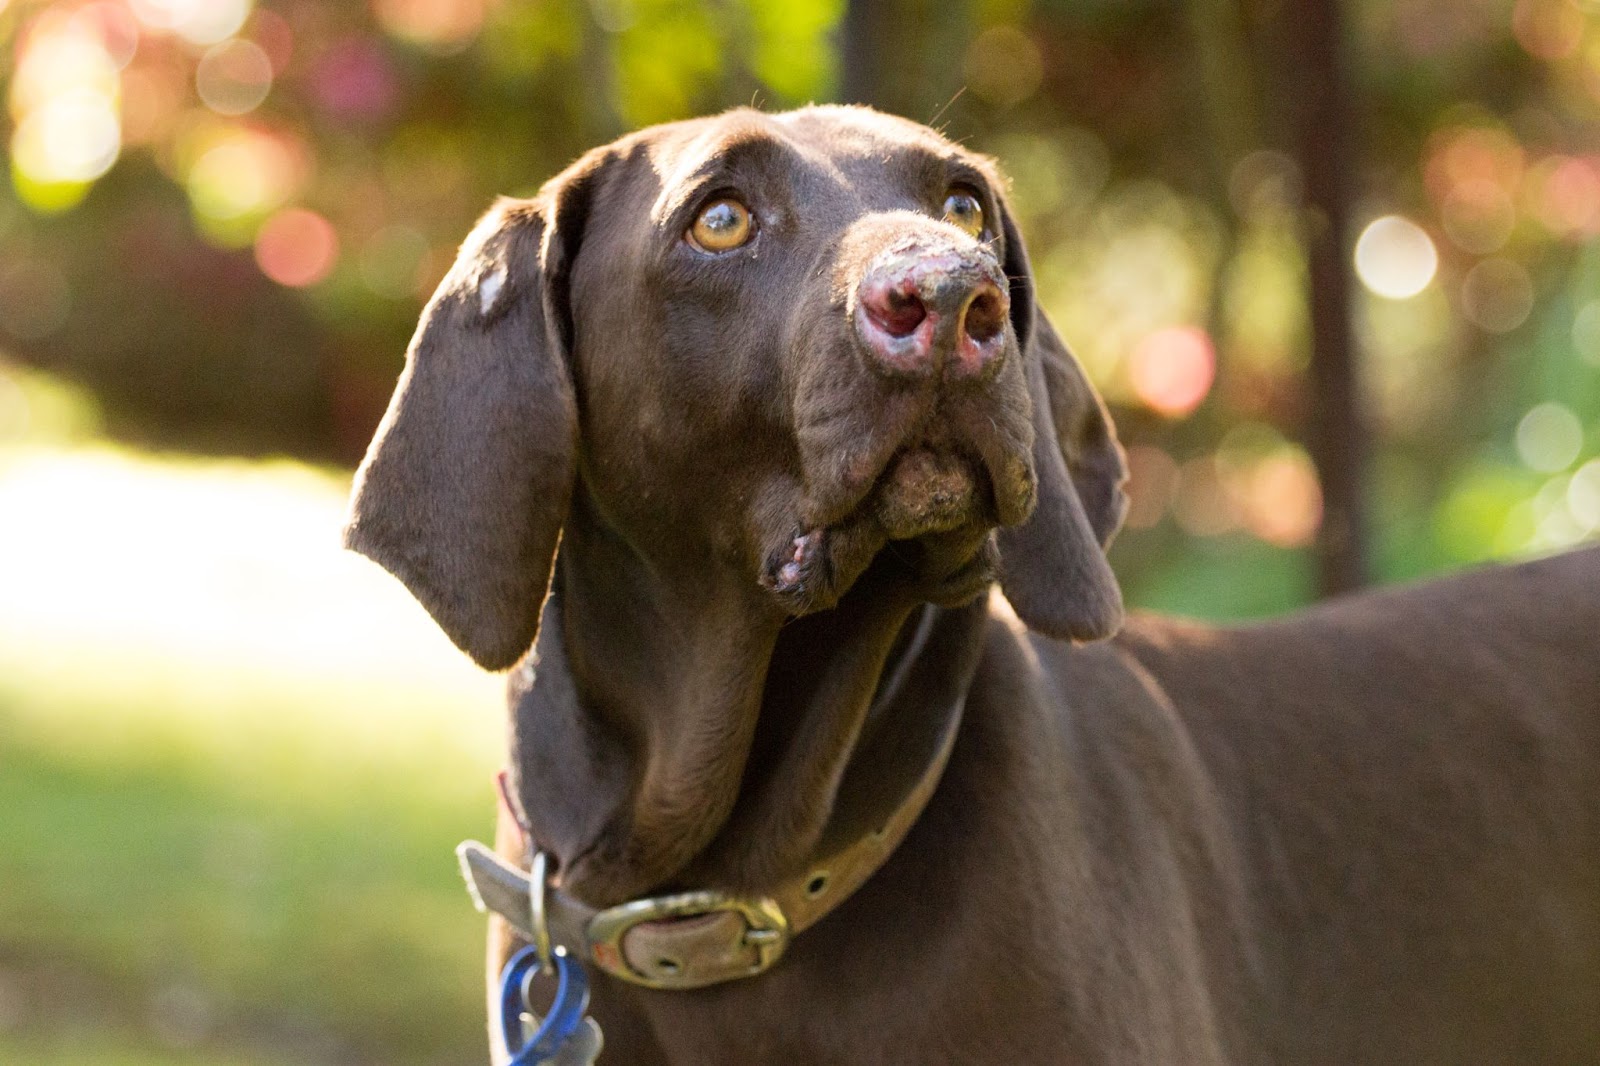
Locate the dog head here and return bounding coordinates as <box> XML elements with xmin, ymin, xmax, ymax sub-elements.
<box><xmin>344</xmin><ymin>106</ymin><xmax>1126</xmax><ymax>671</ymax></box>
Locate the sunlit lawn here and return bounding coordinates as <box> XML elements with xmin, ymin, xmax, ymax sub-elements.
<box><xmin>0</xmin><ymin>424</ymin><xmax>507</xmax><ymax>1064</ymax></box>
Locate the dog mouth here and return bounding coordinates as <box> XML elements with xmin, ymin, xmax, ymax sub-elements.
<box><xmin>873</xmin><ymin>447</ymin><xmax>984</xmax><ymax>540</ymax></box>
<box><xmin>760</xmin><ymin>442</ymin><xmax>1012</xmax><ymax>614</ymax></box>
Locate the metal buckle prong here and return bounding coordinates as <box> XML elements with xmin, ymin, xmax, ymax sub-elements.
<box><xmin>584</xmin><ymin>890</ymin><xmax>790</xmax><ymax>990</ymax></box>
<box><xmin>528</xmin><ymin>850</ymin><xmax>554</xmax><ymax>974</ymax></box>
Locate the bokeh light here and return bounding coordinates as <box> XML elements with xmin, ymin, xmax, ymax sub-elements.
<box><xmin>1585</xmin><ymin>35</ymin><xmax>1600</xmax><ymax>105</ymax></box>
<box><xmin>1129</xmin><ymin>326</ymin><xmax>1215</xmax><ymax>417</ymax></box>
<box><xmin>129</xmin><ymin>0</ymin><xmax>253</xmax><ymax>46</ymax></box>
<box><xmin>8</xmin><ymin>8</ymin><xmax>123</xmax><ymax>206</ymax></box>
<box><xmin>185</xmin><ymin>127</ymin><xmax>307</xmax><ymax>237</ymax></box>
<box><xmin>1174</xmin><ymin>456</ymin><xmax>1240</xmax><ymax>536</ymax></box>
<box><xmin>991</xmin><ymin>128</ymin><xmax>1109</xmax><ymax>225</ymax></box>
<box><xmin>1228</xmin><ymin>150</ymin><xmax>1301</xmax><ymax>217</ymax></box>
<box><xmin>1236</xmin><ymin>449</ymin><xmax>1322</xmax><ymax>547</ymax></box>
<box><xmin>1568</xmin><ymin>458</ymin><xmax>1600</xmax><ymax>532</ymax></box>
<box><xmin>1525</xmin><ymin>472</ymin><xmax>1589</xmax><ymax>550</ymax></box>
<box><xmin>196</xmin><ymin>39</ymin><xmax>274</xmax><ymax>116</ymax></box>
<box><xmin>311</xmin><ymin>36</ymin><xmax>400</xmax><ymax>121</ymax></box>
<box><xmin>1516</xmin><ymin>402</ymin><xmax>1585</xmax><ymax>473</ymax></box>
<box><xmin>1439</xmin><ymin>179</ymin><xmax>1516</xmax><ymax>254</ymax></box>
<box><xmin>1215</xmin><ymin>423</ymin><xmax>1324</xmax><ymax>548</ymax></box>
<box><xmin>1425</xmin><ymin>125</ymin><xmax>1524</xmax><ymax>204</ymax></box>
<box><xmin>1123</xmin><ymin>445</ymin><xmax>1179</xmax><ymax>529</ymax></box>
<box><xmin>1354</xmin><ymin>215</ymin><xmax>1438</xmax><ymax>298</ymax></box>
<box><xmin>373</xmin><ymin>0</ymin><xmax>488</xmax><ymax>54</ymax></box>
<box><xmin>254</xmin><ymin>208</ymin><xmax>339</xmax><ymax>287</ymax></box>
<box><xmin>1530</xmin><ymin>155</ymin><xmax>1600</xmax><ymax>237</ymax></box>
<box><xmin>1434</xmin><ymin>462</ymin><xmax>1537</xmax><ymax>563</ymax></box>
<box><xmin>250</xmin><ymin>8</ymin><xmax>297</xmax><ymax>73</ymax></box>
<box><xmin>1041</xmin><ymin>177</ymin><xmax>1217</xmax><ymax>392</ymax></box>
<box><xmin>120</xmin><ymin>61</ymin><xmax>187</xmax><ymax>146</ymax></box>
<box><xmin>1573</xmin><ymin>300</ymin><xmax>1600</xmax><ymax>365</ymax></box>
<box><xmin>964</xmin><ymin>25</ymin><xmax>1043</xmax><ymax>108</ymax></box>
<box><xmin>11</xmin><ymin>89</ymin><xmax>120</xmax><ymax>184</ymax></box>
<box><xmin>1512</xmin><ymin>0</ymin><xmax>1584</xmax><ymax>61</ymax></box>
<box><xmin>10</xmin><ymin>9</ymin><xmax>119</xmax><ymax>118</ymax></box>
<box><xmin>69</xmin><ymin>2</ymin><xmax>141</xmax><ymax>70</ymax></box>
<box><xmin>1145</xmin><ymin>435</ymin><xmax>1355</xmax><ymax>552</ymax></box>
<box><xmin>1460</xmin><ymin>258</ymin><xmax>1534</xmax><ymax>333</ymax></box>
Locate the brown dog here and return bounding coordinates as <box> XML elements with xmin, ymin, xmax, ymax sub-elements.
<box><xmin>344</xmin><ymin>106</ymin><xmax>1600</xmax><ymax>1064</ymax></box>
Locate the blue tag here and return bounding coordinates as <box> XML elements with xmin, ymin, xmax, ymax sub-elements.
<box><xmin>498</xmin><ymin>946</ymin><xmax>591</xmax><ymax>1065</ymax></box>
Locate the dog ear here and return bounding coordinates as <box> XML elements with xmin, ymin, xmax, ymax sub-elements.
<box><xmin>343</xmin><ymin>176</ymin><xmax>593</xmax><ymax>670</ymax></box>
<box><xmin>994</xmin><ymin>199</ymin><xmax>1127</xmax><ymax>641</ymax></box>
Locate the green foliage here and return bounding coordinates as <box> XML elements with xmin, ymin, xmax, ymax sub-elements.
<box><xmin>0</xmin><ymin>580</ymin><xmax>501</xmax><ymax>1064</ymax></box>
<box><xmin>0</xmin><ymin>692</ymin><xmax>491</xmax><ymax>1064</ymax></box>
<box><xmin>1</xmin><ymin>0</ymin><xmax>1596</xmax><ymax>580</ymax></box>
<box><xmin>744</xmin><ymin>0</ymin><xmax>845</xmax><ymax>103</ymax></box>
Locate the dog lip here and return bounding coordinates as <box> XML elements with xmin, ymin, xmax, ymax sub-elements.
<box><xmin>761</xmin><ymin>528</ymin><xmax>828</xmax><ymax>603</ymax></box>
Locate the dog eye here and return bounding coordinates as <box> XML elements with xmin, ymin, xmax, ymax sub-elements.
<box><xmin>942</xmin><ymin>189</ymin><xmax>985</xmax><ymax>238</ymax></box>
<box><xmin>688</xmin><ymin>198</ymin><xmax>754</xmax><ymax>253</ymax></box>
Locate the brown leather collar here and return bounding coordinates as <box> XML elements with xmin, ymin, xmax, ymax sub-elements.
<box><xmin>458</xmin><ymin>602</ymin><xmax>980</xmax><ymax>990</ymax></box>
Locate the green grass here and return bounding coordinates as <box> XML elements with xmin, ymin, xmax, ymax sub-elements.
<box><xmin>0</xmin><ymin>1032</ymin><xmax>288</xmax><ymax>1066</ymax></box>
<box><xmin>0</xmin><ymin>434</ymin><xmax>510</xmax><ymax>1065</ymax></box>
<box><xmin>0</xmin><ymin>648</ymin><xmax>503</xmax><ymax>1065</ymax></box>
<box><xmin>1118</xmin><ymin>533</ymin><xmax>1317</xmax><ymax>622</ymax></box>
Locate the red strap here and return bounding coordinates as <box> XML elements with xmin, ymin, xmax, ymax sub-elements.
<box><xmin>496</xmin><ymin>769</ymin><xmax>533</xmax><ymax>845</ymax></box>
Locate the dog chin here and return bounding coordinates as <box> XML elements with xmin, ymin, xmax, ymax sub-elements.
<box><xmin>759</xmin><ymin>453</ymin><xmax>1003</xmax><ymax>617</ymax></box>
<box><xmin>871</xmin><ymin>447</ymin><xmax>987</xmax><ymax>540</ymax></box>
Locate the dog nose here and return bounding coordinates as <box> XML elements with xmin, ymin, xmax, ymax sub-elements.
<box><xmin>855</xmin><ymin>251</ymin><xmax>1009</xmax><ymax>380</ymax></box>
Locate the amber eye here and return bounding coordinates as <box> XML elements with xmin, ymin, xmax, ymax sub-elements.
<box><xmin>942</xmin><ymin>189</ymin><xmax>985</xmax><ymax>238</ymax></box>
<box><xmin>688</xmin><ymin>198</ymin><xmax>754</xmax><ymax>252</ymax></box>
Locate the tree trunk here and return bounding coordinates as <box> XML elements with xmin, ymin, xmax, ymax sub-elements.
<box><xmin>838</xmin><ymin>0</ymin><xmax>889</xmax><ymax>107</ymax></box>
<box><xmin>1284</xmin><ymin>0</ymin><xmax>1370</xmax><ymax>595</ymax></box>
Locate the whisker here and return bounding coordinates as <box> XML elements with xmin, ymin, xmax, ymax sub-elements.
<box><xmin>927</xmin><ymin>87</ymin><xmax>967</xmax><ymax>130</ymax></box>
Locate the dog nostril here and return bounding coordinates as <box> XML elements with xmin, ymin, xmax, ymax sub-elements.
<box><xmin>866</xmin><ymin>283</ymin><xmax>927</xmax><ymax>338</ymax></box>
<box><xmin>962</xmin><ymin>285</ymin><xmax>1006</xmax><ymax>344</ymax></box>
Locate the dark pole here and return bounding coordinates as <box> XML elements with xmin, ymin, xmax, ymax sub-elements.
<box><xmin>1285</xmin><ymin>0</ymin><xmax>1370</xmax><ymax>595</ymax></box>
<box><xmin>838</xmin><ymin>0</ymin><xmax>888</xmax><ymax>107</ymax></box>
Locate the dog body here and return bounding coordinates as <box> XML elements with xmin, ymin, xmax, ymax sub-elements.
<box><xmin>344</xmin><ymin>105</ymin><xmax>1600</xmax><ymax>1063</ymax></box>
<box><xmin>531</xmin><ymin>551</ymin><xmax>1600</xmax><ymax>1066</ymax></box>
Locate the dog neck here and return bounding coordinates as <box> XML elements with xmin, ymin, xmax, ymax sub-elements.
<box><xmin>506</xmin><ymin>516</ymin><xmax>992</xmax><ymax>908</ymax></box>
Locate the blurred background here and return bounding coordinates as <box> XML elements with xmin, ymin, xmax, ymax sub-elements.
<box><xmin>1</xmin><ymin>0</ymin><xmax>1597</xmax><ymax>1062</ymax></box>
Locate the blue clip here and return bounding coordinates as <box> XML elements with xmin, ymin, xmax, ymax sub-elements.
<box><xmin>498</xmin><ymin>945</ymin><xmax>591</xmax><ymax>1065</ymax></box>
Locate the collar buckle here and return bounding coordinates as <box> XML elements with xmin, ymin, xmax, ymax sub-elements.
<box><xmin>584</xmin><ymin>890</ymin><xmax>790</xmax><ymax>990</ymax></box>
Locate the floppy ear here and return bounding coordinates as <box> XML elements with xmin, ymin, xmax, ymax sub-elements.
<box><xmin>343</xmin><ymin>191</ymin><xmax>583</xmax><ymax>671</ymax></box>
<box><xmin>994</xmin><ymin>200</ymin><xmax>1128</xmax><ymax>641</ymax></box>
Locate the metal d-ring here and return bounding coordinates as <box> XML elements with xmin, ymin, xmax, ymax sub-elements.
<box><xmin>529</xmin><ymin>850</ymin><xmax>554</xmax><ymax>974</ymax></box>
